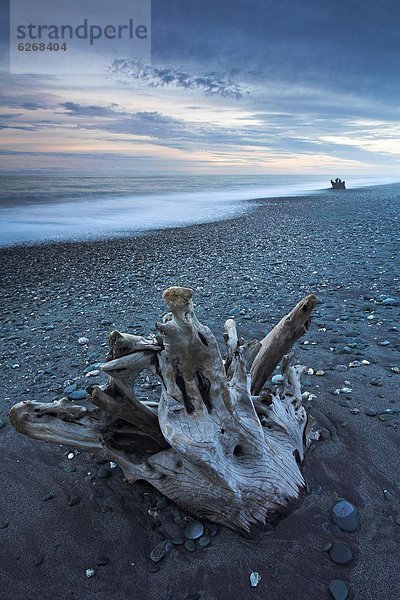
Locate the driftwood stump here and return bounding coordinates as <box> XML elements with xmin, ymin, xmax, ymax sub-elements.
<box><xmin>9</xmin><ymin>287</ymin><xmax>318</xmax><ymax>533</ymax></box>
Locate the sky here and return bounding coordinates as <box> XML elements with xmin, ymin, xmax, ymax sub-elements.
<box><xmin>0</xmin><ymin>0</ymin><xmax>399</xmax><ymax>176</ymax></box>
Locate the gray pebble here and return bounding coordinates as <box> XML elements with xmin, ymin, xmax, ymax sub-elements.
<box><xmin>42</xmin><ymin>493</ymin><xmax>55</xmax><ymax>501</ymax></box>
<box><xmin>329</xmin><ymin>579</ymin><xmax>348</xmax><ymax>600</ymax></box>
<box><xmin>172</xmin><ymin>537</ymin><xmax>184</xmax><ymax>545</ymax></box>
<box><xmin>184</xmin><ymin>540</ymin><xmax>196</xmax><ymax>552</ymax></box>
<box><xmin>331</xmin><ymin>500</ymin><xmax>359</xmax><ymax>532</ymax></box>
<box><xmin>184</xmin><ymin>520</ymin><xmax>204</xmax><ymax>540</ymax></box>
<box><xmin>329</xmin><ymin>542</ymin><xmax>352</xmax><ymax>565</ymax></box>
<box><xmin>64</xmin><ymin>465</ymin><xmax>76</xmax><ymax>473</ymax></box>
<box><xmin>68</xmin><ymin>496</ymin><xmax>81</xmax><ymax>507</ymax></box>
<box><xmin>33</xmin><ymin>553</ymin><xmax>44</xmax><ymax>566</ymax></box>
<box><xmin>365</xmin><ymin>408</ymin><xmax>378</xmax><ymax>416</ymax></box>
<box><xmin>150</xmin><ymin>540</ymin><xmax>173</xmax><ymax>562</ymax></box>
<box><xmin>383</xmin><ymin>490</ymin><xmax>396</xmax><ymax>501</ymax></box>
<box><xmin>69</xmin><ymin>389</ymin><xmax>87</xmax><ymax>401</ymax></box>
<box><xmin>98</xmin><ymin>466</ymin><xmax>111</xmax><ymax>479</ymax></box>
<box><xmin>379</xmin><ymin>414</ymin><xmax>394</xmax><ymax>421</ymax></box>
<box><xmin>198</xmin><ymin>535</ymin><xmax>210</xmax><ymax>547</ymax></box>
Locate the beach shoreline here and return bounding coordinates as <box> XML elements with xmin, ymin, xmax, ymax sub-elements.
<box><xmin>0</xmin><ymin>178</ymin><xmax>398</xmax><ymax>249</ymax></box>
<box><xmin>1</xmin><ymin>185</ymin><xmax>399</xmax><ymax>599</ymax></box>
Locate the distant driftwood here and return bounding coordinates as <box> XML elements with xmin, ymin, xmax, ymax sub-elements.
<box><xmin>9</xmin><ymin>287</ymin><xmax>319</xmax><ymax>534</ymax></box>
<box><xmin>331</xmin><ymin>177</ymin><xmax>346</xmax><ymax>189</ymax></box>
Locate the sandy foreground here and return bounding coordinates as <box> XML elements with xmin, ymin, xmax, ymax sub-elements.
<box><xmin>0</xmin><ymin>184</ymin><xmax>399</xmax><ymax>600</ymax></box>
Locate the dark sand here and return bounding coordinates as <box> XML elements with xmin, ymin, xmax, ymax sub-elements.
<box><xmin>0</xmin><ymin>184</ymin><xmax>399</xmax><ymax>600</ymax></box>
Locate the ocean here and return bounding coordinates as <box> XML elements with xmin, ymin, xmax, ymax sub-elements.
<box><xmin>0</xmin><ymin>174</ymin><xmax>397</xmax><ymax>247</ymax></box>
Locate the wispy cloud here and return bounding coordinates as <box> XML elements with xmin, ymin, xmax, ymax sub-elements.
<box><xmin>109</xmin><ymin>60</ymin><xmax>246</xmax><ymax>99</ymax></box>
<box><xmin>60</xmin><ymin>102</ymin><xmax>118</xmax><ymax>117</ymax></box>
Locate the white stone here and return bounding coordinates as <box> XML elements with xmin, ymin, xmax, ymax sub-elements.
<box><xmin>78</xmin><ymin>337</ymin><xmax>89</xmax><ymax>345</ymax></box>
<box><xmin>250</xmin><ymin>572</ymin><xmax>261</xmax><ymax>587</ymax></box>
<box><xmin>85</xmin><ymin>370</ymin><xmax>100</xmax><ymax>377</ymax></box>
<box><xmin>85</xmin><ymin>569</ymin><xmax>95</xmax><ymax>578</ymax></box>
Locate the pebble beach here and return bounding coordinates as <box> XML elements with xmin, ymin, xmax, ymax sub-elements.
<box><xmin>0</xmin><ymin>183</ymin><xmax>399</xmax><ymax>600</ymax></box>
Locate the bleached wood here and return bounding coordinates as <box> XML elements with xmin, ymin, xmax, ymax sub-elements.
<box><xmin>250</xmin><ymin>294</ymin><xmax>317</xmax><ymax>395</ymax></box>
<box><xmin>8</xmin><ymin>286</ymin><xmax>317</xmax><ymax>534</ymax></box>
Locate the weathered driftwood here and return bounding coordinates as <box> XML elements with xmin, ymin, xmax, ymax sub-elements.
<box><xmin>9</xmin><ymin>287</ymin><xmax>318</xmax><ymax>533</ymax></box>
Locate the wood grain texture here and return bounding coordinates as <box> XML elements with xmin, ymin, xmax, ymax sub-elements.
<box><xmin>8</xmin><ymin>286</ymin><xmax>318</xmax><ymax>533</ymax></box>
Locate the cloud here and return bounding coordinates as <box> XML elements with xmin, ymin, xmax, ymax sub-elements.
<box><xmin>60</xmin><ymin>101</ymin><xmax>118</xmax><ymax>117</ymax></box>
<box><xmin>0</xmin><ymin>94</ymin><xmax>50</xmax><ymax>110</ymax></box>
<box><xmin>109</xmin><ymin>60</ymin><xmax>246</xmax><ymax>99</ymax></box>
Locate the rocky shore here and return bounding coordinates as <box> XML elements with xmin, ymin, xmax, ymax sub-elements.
<box><xmin>0</xmin><ymin>183</ymin><xmax>399</xmax><ymax>599</ymax></box>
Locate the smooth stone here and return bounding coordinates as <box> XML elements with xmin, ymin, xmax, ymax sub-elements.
<box><xmin>379</xmin><ymin>414</ymin><xmax>394</xmax><ymax>421</ymax></box>
<box><xmin>68</xmin><ymin>496</ymin><xmax>81</xmax><ymax>507</ymax></box>
<box><xmin>184</xmin><ymin>520</ymin><xmax>204</xmax><ymax>540</ymax></box>
<box><xmin>335</xmin><ymin>345</ymin><xmax>352</xmax><ymax>354</ymax></box>
<box><xmin>95</xmin><ymin>556</ymin><xmax>109</xmax><ymax>566</ymax></box>
<box><xmin>150</xmin><ymin>540</ymin><xmax>173</xmax><ymax>562</ymax></box>
<box><xmin>42</xmin><ymin>493</ymin><xmax>55</xmax><ymax>501</ymax></box>
<box><xmin>329</xmin><ymin>579</ymin><xmax>348</xmax><ymax>600</ymax></box>
<box><xmin>0</xmin><ymin>521</ymin><xmax>9</xmax><ymax>529</ymax></box>
<box><xmin>365</xmin><ymin>408</ymin><xmax>378</xmax><ymax>416</ymax></box>
<box><xmin>85</xmin><ymin>568</ymin><xmax>95</xmax><ymax>578</ymax></box>
<box><xmin>323</xmin><ymin>542</ymin><xmax>332</xmax><ymax>552</ymax></box>
<box><xmin>271</xmin><ymin>374</ymin><xmax>283</xmax><ymax>385</ymax></box>
<box><xmin>33</xmin><ymin>553</ymin><xmax>44</xmax><ymax>566</ymax></box>
<box><xmin>383</xmin><ymin>490</ymin><xmax>396</xmax><ymax>501</ymax></box>
<box><xmin>172</xmin><ymin>537</ymin><xmax>184</xmax><ymax>545</ymax></box>
<box><xmin>69</xmin><ymin>389</ymin><xmax>87</xmax><ymax>401</ymax></box>
<box><xmin>184</xmin><ymin>540</ymin><xmax>196</xmax><ymax>552</ymax></box>
<box><xmin>250</xmin><ymin>572</ymin><xmax>261</xmax><ymax>587</ymax></box>
<box><xmin>64</xmin><ymin>465</ymin><xmax>76</xmax><ymax>473</ymax></box>
<box><xmin>198</xmin><ymin>535</ymin><xmax>210</xmax><ymax>548</ymax></box>
<box><xmin>63</xmin><ymin>383</ymin><xmax>77</xmax><ymax>394</ymax></box>
<box><xmin>331</xmin><ymin>500</ymin><xmax>359</xmax><ymax>532</ymax></box>
<box><xmin>89</xmin><ymin>491</ymin><xmax>102</xmax><ymax>501</ymax></box>
<box><xmin>339</xmin><ymin>400</ymin><xmax>350</xmax><ymax>408</ymax></box>
<box><xmin>98</xmin><ymin>466</ymin><xmax>111</xmax><ymax>479</ymax></box>
<box><xmin>370</xmin><ymin>378</ymin><xmax>383</xmax><ymax>387</ymax></box>
<box><xmin>329</xmin><ymin>542</ymin><xmax>352</xmax><ymax>565</ymax></box>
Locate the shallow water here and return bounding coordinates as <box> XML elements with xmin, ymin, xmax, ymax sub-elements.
<box><xmin>0</xmin><ymin>174</ymin><xmax>397</xmax><ymax>247</ymax></box>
